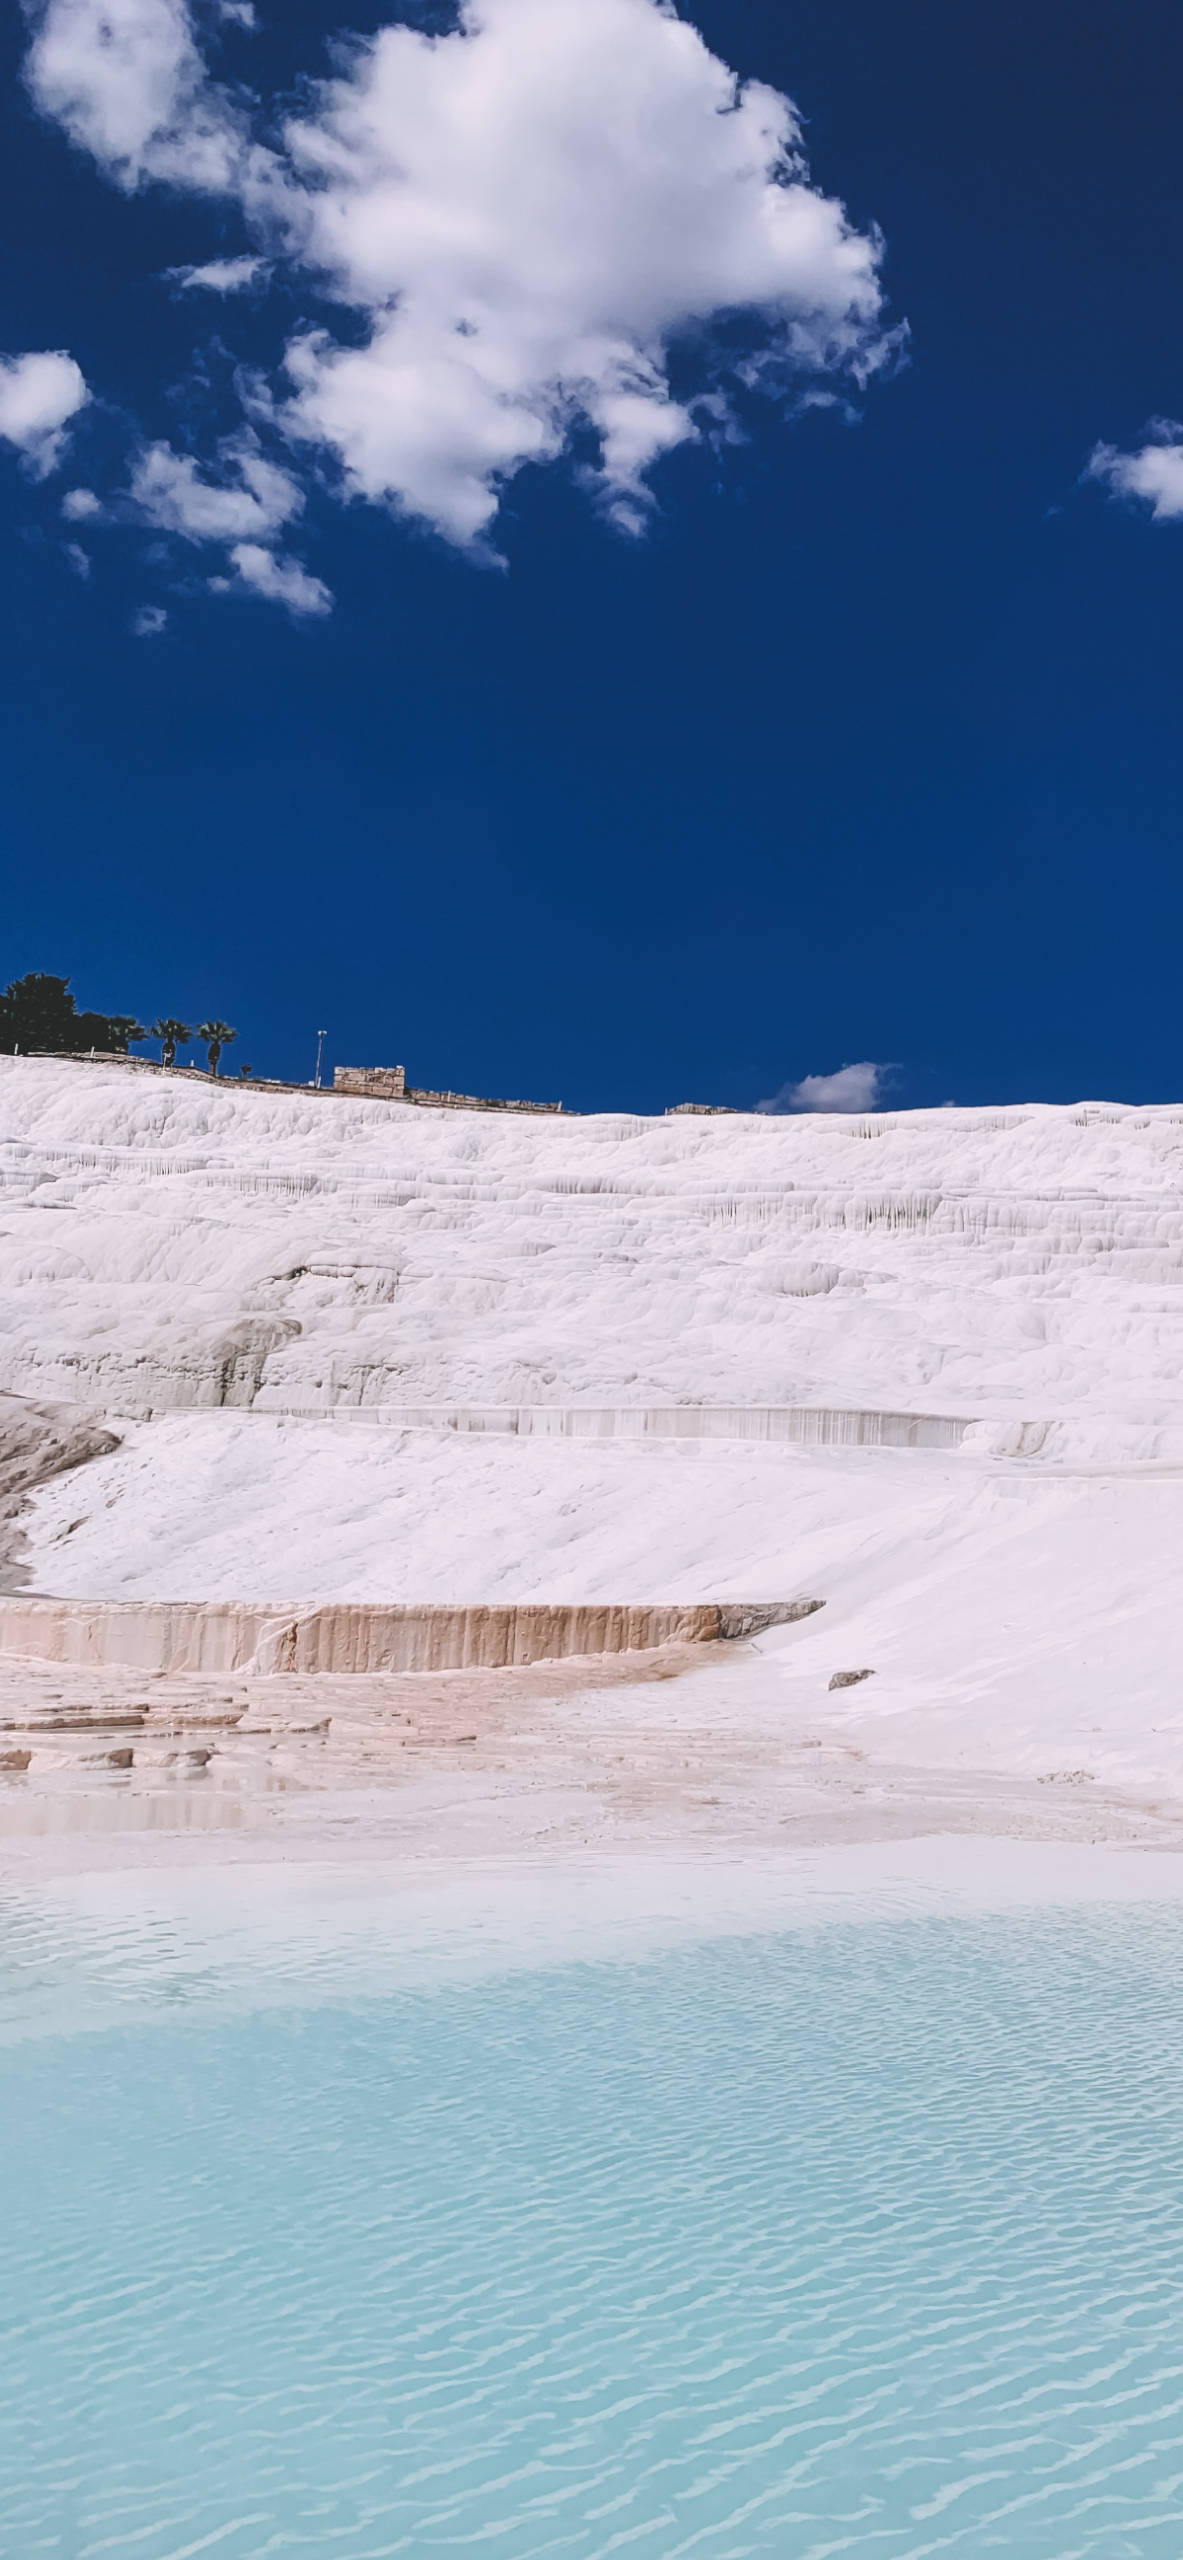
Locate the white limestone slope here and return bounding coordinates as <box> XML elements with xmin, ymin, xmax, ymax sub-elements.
<box><xmin>3</xmin><ymin>1055</ymin><xmax>1183</xmax><ymax>1424</ymax></box>
<box><xmin>1</xmin><ymin>1056</ymin><xmax>1183</xmax><ymax>1806</ymax></box>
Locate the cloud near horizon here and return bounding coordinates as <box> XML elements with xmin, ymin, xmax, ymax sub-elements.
<box><xmin>20</xmin><ymin>0</ymin><xmax>900</xmax><ymax>609</ymax></box>
<box><xmin>758</xmin><ymin>1062</ymin><xmax>885</xmax><ymax>1114</ymax></box>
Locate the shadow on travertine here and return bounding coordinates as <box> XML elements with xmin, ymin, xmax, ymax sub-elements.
<box><xmin>0</xmin><ymin>1397</ymin><xmax>121</xmax><ymax>1592</ymax></box>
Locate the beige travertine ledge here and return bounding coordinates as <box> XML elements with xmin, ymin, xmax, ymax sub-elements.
<box><xmin>243</xmin><ymin>1404</ymin><xmax>972</xmax><ymax>1447</ymax></box>
<box><xmin>0</xmin><ymin>1595</ymin><xmax>821</xmax><ymax>1677</ymax></box>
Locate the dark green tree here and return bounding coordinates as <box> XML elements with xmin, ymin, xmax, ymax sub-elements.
<box><xmin>198</xmin><ymin>1019</ymin><xmax>237</xmax><ymax>1076</ymax></box>
<box><xmin>0</xmin><ymin>973</ymin><xmax>78</xmax><ymax>1053</ymax></box>
<box><xmin>0</xmin><ymin>976</ymin><xmax>154</xmax><ymax>1056</ymax></box>
<box><xmin>151</xmin><ymin>1017</ymin><xmax>193</xmax><ymax>1069</ymax></box>
<box><xmin>103</xmin><ymin>1016</ymin><xmax>149</xmax><ymax>1054</ymax></box>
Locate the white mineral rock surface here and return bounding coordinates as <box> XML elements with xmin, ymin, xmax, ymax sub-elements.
<box><xmin>2</xmin><ymin>1054</ymin><xmax>1182</xmax><ymax>1858</ymax></box>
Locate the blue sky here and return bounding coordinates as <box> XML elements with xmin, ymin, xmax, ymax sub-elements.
<box><xmin>3</xmin><ymin>0</ymin><xmax>1183</xmax><ymax>1109</ymax></box>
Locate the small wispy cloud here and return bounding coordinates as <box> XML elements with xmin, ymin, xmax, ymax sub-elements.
<box><xmin>128</xmin><ymin>433</ymin><xmax>303</xmax><ymax>543</ymax></box>
<box><xmin>131</xmin><ymin>603</ymin><xmax>168</xmax><ymax>636</ymax></box>
<box><xmin>757</xmin><ymin>1061</ymin><xmax>885</xmax><ymax>1115</ymax></box>
<box><xmin>168</xmin><ymin>254</ymin><xmax>268</xmax><ymax>293</ymax></box>
<box><xmin>1086</xmin><ymin>422</ymin><xmax>1183</xmax><ymax>522</ymax></box>
<box><xmin>225</xmin><ymin>541</ymin><xmax>332</xmax><ymax>616</ymax></box>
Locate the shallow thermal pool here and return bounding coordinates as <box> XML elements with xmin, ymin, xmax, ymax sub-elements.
<box><xmin>3</xmin><ymin>1882</ymin><xmax>1183</xmax><ymax>2557</ymax></box>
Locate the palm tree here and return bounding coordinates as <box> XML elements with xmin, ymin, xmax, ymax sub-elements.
<box><xmin>151</xmin><ymin>1017</ymin><xmax>192</xmax><ymax>1070</ymax></box>
<box><xmin>198</xmin><ymin>1019</ymin><xmax>237</xmax><ymax>1077</ymax></box>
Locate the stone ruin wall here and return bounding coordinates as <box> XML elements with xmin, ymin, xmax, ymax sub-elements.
<box><xmin>333</xmin><ymin>1064</ymin><xmax>563</xmax><ymax>1113</ymax></box>
<box><xmin>334</xmin><ymin>1064</ymin><xmax>407</xmax><ymax>1100</ymax></box>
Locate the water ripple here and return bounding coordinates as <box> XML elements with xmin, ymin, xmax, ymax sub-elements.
<box><xmin>3</xmin><ymin>1906</ymin><xmax>1183</xmax><ymax>2554</ymax></box>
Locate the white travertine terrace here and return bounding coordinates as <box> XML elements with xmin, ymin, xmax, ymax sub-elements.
<box><xmin>1</xmin><ymin>1055</ymin><xmax>1183</xmax><ymax>1853</ymax></box>
<box><xmin>3</xmin><ymin>1057</ymin><xmax>1183</xmax><ymax>1428</ymax></box>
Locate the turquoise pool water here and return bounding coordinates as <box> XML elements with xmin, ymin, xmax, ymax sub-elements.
<box><xmin>3</xmin><ymin>1895</ymin><xmax>1183</xmax><ymax>2557</ymax></box>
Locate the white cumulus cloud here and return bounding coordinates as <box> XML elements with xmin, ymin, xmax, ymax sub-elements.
<box><xmin>131</xmin><ymin>602</ymin><xmax>168</xmax><ymax>634</ymax></box>
<box><xmin>758</xmin><ymin>1062</ymin><xmax>885</xmax><ymax>1115</ymax></box>
<box><xmin>0</xmin><ymin>349</ymin><xmax>89</xmax><ymax>474</ymax></box>
<box><xmin>24</xmin><ymin>0</ymin><xmax>898</xmax><ymax>576</ymax></box>
<box><xmin>274</xmin><ymin>0</ymin><xmax>894</xmax><ymax>547</ymax></box>
<box><xmin>25</xmin><ymin>0</ymin><xmax>247</xmax><ymax>192</ymax></box>
<box><xmin>1087</xmin><ymin>426</ymin><xmax>1183</xmax><ymax>522</ymax></box>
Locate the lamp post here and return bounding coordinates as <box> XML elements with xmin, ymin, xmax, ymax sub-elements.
<box><xmin>313</xmin><ymin>1029</ymin><xmax>327</xmax><ymax>1090</ymax></box>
